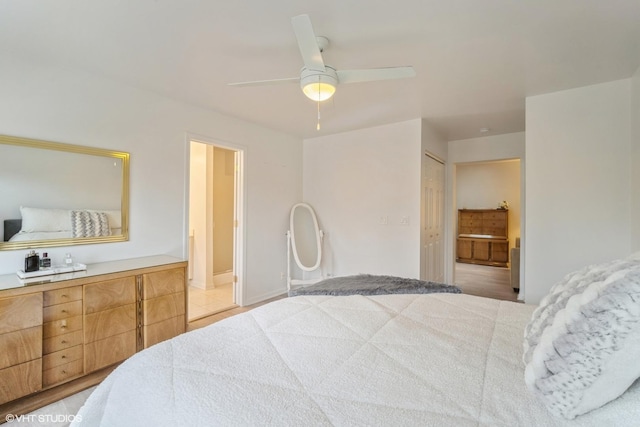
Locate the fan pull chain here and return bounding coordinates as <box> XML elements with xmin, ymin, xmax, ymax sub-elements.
<box><xmin>316</xmin><ymin>75</ymin><xmax>321</xmax><ymax>130</ymax></box>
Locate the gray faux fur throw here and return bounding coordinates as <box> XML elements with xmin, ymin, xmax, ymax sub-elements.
<box><xmin>288</xmin><ymin>274</ymin><xmax>462</xmax><ymax>297</ymax></box>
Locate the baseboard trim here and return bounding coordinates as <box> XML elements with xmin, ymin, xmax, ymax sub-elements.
<box><xmin>242</xmin><ymin>288</ymin><xmax>287</xmax><ymax>307</ymax></box>
<box><xmin>213</xmin><ymin>271</ymin><xmax>233</xmax><ymax>287</ymax></box>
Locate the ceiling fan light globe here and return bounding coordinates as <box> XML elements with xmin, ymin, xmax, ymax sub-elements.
<box><xmin>300</xmin><ymin>66</ymin><xmax>338</xmax><ymax>102</ymax></box>
<box><xmin>302</xmin><ymin>82</ymin><xmax>336</xmax><ymax>101</ymax></box>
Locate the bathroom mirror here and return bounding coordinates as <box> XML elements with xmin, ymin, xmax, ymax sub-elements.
<box><xmin>0</xmin><ymin>134</ymin><xmax>129</xmax><ymax>250</ymax></box>
<box><xmin>289</xmin><ymin>202</ymin><xmax>322</xmax><ymax>271</ymax></box>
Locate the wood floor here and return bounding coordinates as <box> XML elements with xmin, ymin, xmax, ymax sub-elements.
<box><xmin>191</xmin><ymin>264</ymin><xmax>519</xmax><ymax>333</ymax></box>
<box><xmin>187</xmin><ymin>293</ymin><xmax>287</xmax><ymax>331</ymax></box>
<box><xmin>455</xmin><ymin>262</ymin><xmax>519</xmax><ymax>302</ymax></box>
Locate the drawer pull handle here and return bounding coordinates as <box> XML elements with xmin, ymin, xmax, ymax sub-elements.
<box><xmin>61</xmin><ymin>370</ymin><xmax>67</xmax><ymax>374</ymax></box>
<box><xmin>62</xmin><ymin>295</ymin><xmax>68</xmax><ymax>298</ymax></box>
<box><xmin>61</xmin><ymin>309</ymin><xmax>68</xmax><ymax>313</ymax></box>
<box><xmin>61</xmin><ymin>325</ymin><xmax>67</xmax><ymax>329</ymax></box>
<box><xmin>62</xmin><ymin>355</ymin><xmax>67</xmax><ymax>359</ymax></box>
<box><xmin>61</xmin><ymin>340</ymin><xmax>67</xmax><ymax>344</ymax></box>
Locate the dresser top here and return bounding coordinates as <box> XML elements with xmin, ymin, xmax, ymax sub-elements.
<box><xmin>0</xmin><ymin>255</ymin><xmax>186</xmax><ymax>293</ymax></box>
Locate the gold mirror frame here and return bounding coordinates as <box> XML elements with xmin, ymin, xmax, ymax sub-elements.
<box><xmin>0</xmin><ymin>134</ymin><xmax>129</xmax><ymax>251</ymax></box>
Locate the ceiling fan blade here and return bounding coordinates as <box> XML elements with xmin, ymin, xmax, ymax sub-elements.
<box><xmin>228</xmin><ymin>77</ymin><xmax>299</xmax><ymax>87</ymax></box>
<box><xmin>337</xmin><ymin>66</ymin><xmax>416</xmax><ymax>84</ymax></box>
<box><xmin>291</xmin><ymin>14</ymin><xmax>325</xmax><ymax>72</ymax></box>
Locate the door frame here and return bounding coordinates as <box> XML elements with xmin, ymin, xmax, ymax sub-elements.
<box><xmin>184</xmin><ymin>133</ymin><xmax>246</xmax><ymax>307</ymax></box>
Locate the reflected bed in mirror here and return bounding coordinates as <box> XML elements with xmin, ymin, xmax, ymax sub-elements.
<box><xmin>0</xmin><ymin>134</ymin><xmax>129</xmax><ymax>250</ymax></box>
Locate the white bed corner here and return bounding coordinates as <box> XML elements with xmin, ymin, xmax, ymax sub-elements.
<box><xmin>72</xmin><ymin>293</ymin><xmax>640</xmax><ymax>426</ymax></box>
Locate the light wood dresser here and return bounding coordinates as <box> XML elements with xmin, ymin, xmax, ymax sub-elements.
<box><xmin>0</xmin><ymin>255</ymin><xmax>187</xmax><ymax>421</ymax></box>
<box><xmin>456</xmin><ymin>209</ymin><xmax>509</xmax><ymax>267</ymax></box>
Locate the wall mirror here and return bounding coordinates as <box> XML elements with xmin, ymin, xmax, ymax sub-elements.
<box><xmin>0</xmin><ymin>134</ymin><xmax>129</xmax><ymax>251</ymax></box>
<box><xmin>289</xmin><ymin>203</ymin><xmax>322</xmax><ymax>271</ymax></box>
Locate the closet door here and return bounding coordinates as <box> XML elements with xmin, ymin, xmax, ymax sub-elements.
<box><xmin>422</xmin><ymin>155</ymin><xmax>445</xmax><ymax>282</ymax></box>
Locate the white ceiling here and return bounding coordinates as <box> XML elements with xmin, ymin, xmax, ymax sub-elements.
<box><xmin>2</xmin><ymin>1</ymin><xmax>639</xmax><ymax>141</ymax></box>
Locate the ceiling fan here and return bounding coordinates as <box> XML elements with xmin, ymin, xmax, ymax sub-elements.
<box><xmin>229</xmin><ymin>14</ymin><xmax>416</xmax><ymax>103</ymax></box>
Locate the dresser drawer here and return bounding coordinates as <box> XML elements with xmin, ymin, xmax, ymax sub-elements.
<box><xmin>0</xmin><ymin>293</ymin><xmax>43</xmax><ymax>335</ymax></box>
<box><xmin>42</xmin><ymin>358</ymin><xmax>83</xmax><ymax>388</ymax></box>
<box><xmin>143</xmin><ymin>268</ymin><xmax>185</xmax><ymax>299</ymax></box>
<box><xmin>143</xmin><ymin>292</ymin><xmax>185</xmax><ymax>325</ymax></box>
<box><xmin>0</xmin><ymin>359</ymin><xmax>42</xmax><ymax>404</ymax></box>
<box><xmin>459</xmin><ymin>211</ymin><xmax>483</xmax><ymax>220</ymax></box>
<box><xmin>43</xmin><ymin>329</ymin><xmax>84</xmax><ymax>354</ymax></box>
<box><xmin>0</xmin><ymin>326</ymin><xmax>42</xmax><ymax>370</ymax></box>
<box><xmin>84</xmin><ymin>304</ymin><xmax>136</xmax><ymax>343</ymax></box>
<box><xmin>43</xmin><ymin>300</ymin><xmax>82</xmax><ymax>323</ymax></box>
<box><xmin>84</xmin><ymin>277</ymin><xmax>136</xmax><ymax>314</ymax></box>
<box><xmin>482</xmin><ymin>211</ymin><xmax>507</xmax><ymax>220</ymax></box>
<box><xmin>144</xmin><ymin>315</ymin><xmax>185</xmax><ymax>348</ymax></box>
<box><xmin>85</xmin><ymin>330</ymin><xmax>136</xmax><ymax>373</ymax></box>
<box><xmin>43</xmin><ymin>345</ymin><xmax>83</xmax><ymax>371</ymax></box>
<box><xmin>482</xmin><ymin>219</ymin><xmax>506</xmax><ymax>228</ymax></box>
<box><xmin>43</xmin><ymin>315</ymin><xmax>83</xmax><ymax>339</ymax></box>
<box><xmin>458</xmin><ymin>226</ymin><xmax>476</xmax><ymax>235</ymax></box>
<box><xmin>459</xmin><ymin>218</ymin><xmax>478</xmax><ymax>227</ymax></box>
<box><xmin>43</xmin><ymin>286</ymin><xmax>82</xmax><ymax>307</ymax></box>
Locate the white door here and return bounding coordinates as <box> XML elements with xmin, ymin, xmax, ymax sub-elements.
<box><xmin>422</xmin><ymin>155</ymin><xmax>445</xmax><ymax>282</ymax></box>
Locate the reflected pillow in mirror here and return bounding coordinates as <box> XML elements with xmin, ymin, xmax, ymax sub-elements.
<box><xmin>20</xmin><ymin>206</ymin><xmax>72</xmax><ymax>232</ymax></box>
<box><xmin>87</xmin><ymin>209</ymin><xmax>121</xmax><ymax>229</ymax></box>
<box><xmin>71</xmin><ymin>211</ymin><xmax>110</xmax><ymax>238</ymax></box>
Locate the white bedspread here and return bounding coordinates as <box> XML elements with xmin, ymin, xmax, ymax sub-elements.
<box><xmin>73</xmin><ymin>294</ymin><xmax>640</xmax><ymax>426</ymax></box>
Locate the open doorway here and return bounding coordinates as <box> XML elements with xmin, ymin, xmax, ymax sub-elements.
<box><xmin>188</xmin><ymin>140</ymin><xmax>243</xmax><ymax>321</ymax></box>
<box><xmin>454</xmin><ymin>159</ymin><xmax>521</xmax><ymax>302</ymax></box>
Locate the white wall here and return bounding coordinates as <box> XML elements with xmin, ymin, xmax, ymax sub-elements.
<box><xmin>0</xmin><ymin>58</ymin><xmax>302</xmax><ymax>305</ymax></box>
<box><xmin>303</xmin><ymin>119</ymin><xmax>423</xmax><ymax>278</ymax></box>
<box><xmin>632</xmin><ymin>66</ymin><xmax>640</xmax><ymax>251</ymax></box>
<box><xmin>525</xmin><ymin>79</ymin><xmax>632</xmax><ymax>304</ymax></box>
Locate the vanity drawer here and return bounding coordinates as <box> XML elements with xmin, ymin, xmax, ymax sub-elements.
<box><xmin>43</xmin><ymin>345</ymin><xmax>83</xmax><ymax>371</ymax></box>
<box><xmin>84</xmin><ymin>277</ymin><xmax>136</xmax><ymax>314</ymax></box>
<box><xmin>43</xmin><ymin>286</ymin><xmax>82</xmax><ymax>307</ymax></box>
<box><xmin>43</xmin><ymin>315</ymin><xmax>83</xmax><ymax>339</ymax></box>
<box><xmin>143</xmin><ymin>268</ymin><xmax>185</xmax><ymax>299</ymax></box>
<box><xmin>42</xmin><ymin>359</ymin><xmax>83</xmax><ymax>388</ymax></box>
<box><xmin>43</xmin><ymin>300</ymin><xmax>83</xmax><ymax>322</ymax></box>
<box><xmin>0</xmin><ymin>326</ymin><xmax>42</xmax><ymax>370</ymax></box>
<box><xmin>144</xmin><ymin>315</ymin><xmax>185</xmax><ymax>348</ymax></box>
<box><xmin>143</xmin><ymin>292</ymin><xmax>185</xmax><ymax>325</ymax></box>
<box><xmin>0</xmin><ymin>293</ymin><xmax>43</xmax><ymax>335</ymax></box>
<box><xmin>43</xmin><ymin>330</ymin><xmax>84</xmax><ymax>354</ymax></box>
<box><xmin>84</xmin><ymin>304</ymin><xmax>136</xmax><ymax>343</ymax></box>
<box><xmin>0</xmin><ymin>359</ymin><xmax>42</xmax><ymax>404</ymax></box>
<box><xmin>85</xmin><ymin>330</ymin><xmax>136</xmax><ymax>373</ymax></box>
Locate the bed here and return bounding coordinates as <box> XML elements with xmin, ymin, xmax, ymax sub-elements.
<box><xmin>73</xmin><ymin>289</ymin><xmax>640</xmax><ymax>426</ymax></box>
<box><xmin>3</xmin><ymin>207</ymin><xmax>121</xmax><ymax>241</ymax></box>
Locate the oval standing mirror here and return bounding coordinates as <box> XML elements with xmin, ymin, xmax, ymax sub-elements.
<box><xmin>289</xmin><ymin>203</ymin><xmax>322</xmax><ymax>271</ymax></box>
